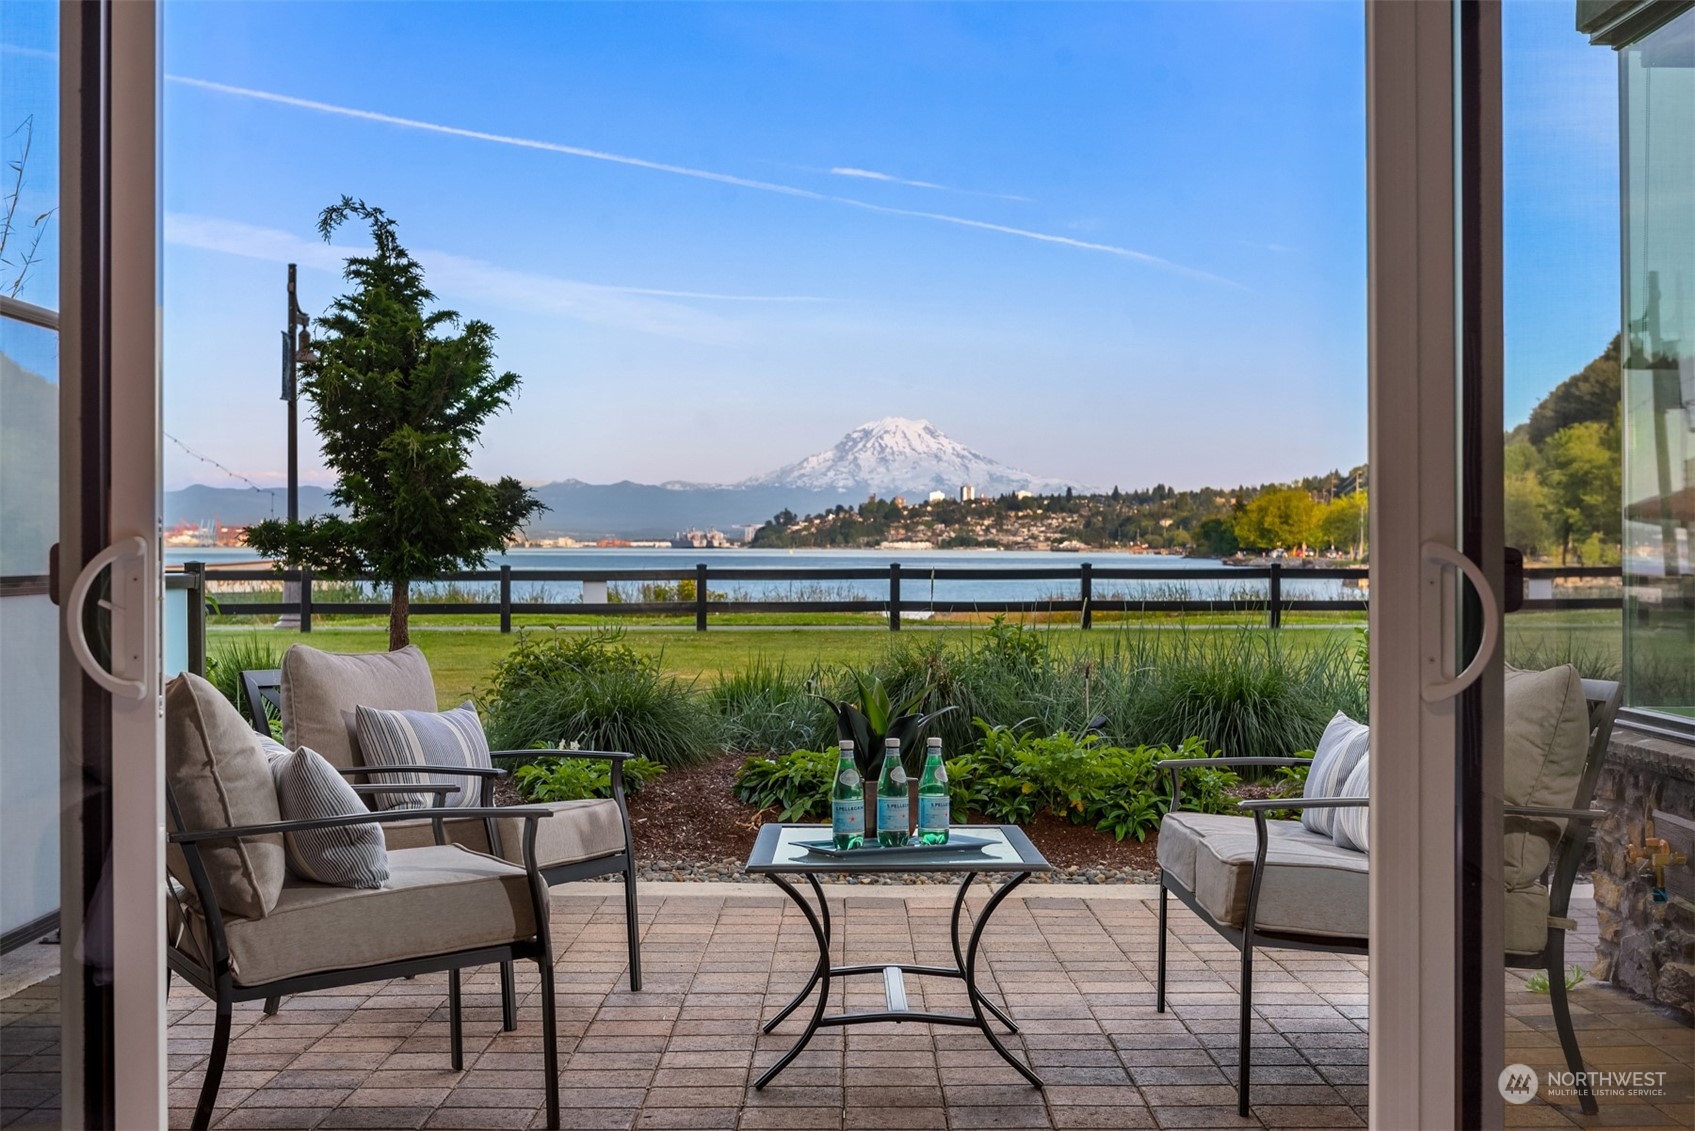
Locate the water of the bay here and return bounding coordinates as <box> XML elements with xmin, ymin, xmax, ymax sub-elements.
<box><xmin>167</xmin><ymin>546</ymin><xmax>1362</xmax><ymax>605</ymax></box>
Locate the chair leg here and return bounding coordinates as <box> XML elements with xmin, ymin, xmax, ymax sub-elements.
<box><xmin>624</xmin><ymin>857</ymin><xmax>642</xmax><ymax>992</ymax></box>
<box><xmin>192</xmin><ymin>999</ymin><xmax>233</xmax><ymax>1131</ymax></box>
<box><xmin>262</xmin><ymin>994</ymin><xmax>280</xmax><ymax>1016</ymax></box>
<box><xmin>1238</xmin><ymin>934</ymin><xmax>1254</xmax><ymax>1119</ymax></box>
<box><xmin>538</xmin><ymin>952</ymin><xmax>560</xmax><ymax>1130</ymax></box>
<box><xmin>1156</xmin><ymin>883</ymin><xmax>1168</xmax><ymax>1013</ymax></box>
<box><xmin>1546</xmin><ymin>941</ymin><xmax>1596</xmax><ymax>1115</ymax></box>
<box><xmin>448</xmin><ymin>969</ymin><xmax>464</xmax><ymax>1072</ymax></box>
<box><xmin>500</xmin><ymin>961</ymin><xmax>517</xmax><ymax>1031</ymax></box>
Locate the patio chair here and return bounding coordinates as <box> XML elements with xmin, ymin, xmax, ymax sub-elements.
<box><xmin>242</xmin><ymin>645</ymin><xmax>643</xmax><ymax>1010</ymax></box>
<box><xmin>1153</xmin><ymin>670</ymin><xmax>1621</xmax><ymax>1118</ymax></box>
<box><xmin>164</xmin><ymin>672</ymin><xmax>563</xmax><ymax>1131</ymax></box>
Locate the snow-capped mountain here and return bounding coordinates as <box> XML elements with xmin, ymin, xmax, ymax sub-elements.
<box><xmin>740</xmin><ymin>417</ymin><xmax>1082</xmax><ymax>498</ymax></box>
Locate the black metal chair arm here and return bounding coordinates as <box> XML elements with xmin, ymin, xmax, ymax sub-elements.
<box><xmin>349</xmin><ymin>783</ymin><xmax>459</xmax><ymax>800</ymax></box>
<box><xmin>1504</xmin><ymin>805</ymin><xmax>1606</xmax><ymax>822</ymax></box>
<box><xmin>1163</xmin><ymin>757</ymin><xmax>1313</xmax><ymax>770</ymax></box>
<box><xmin>1237</xmin><ymin>796</ymin><xmax>1367</xmax><ymax>812</ymax></box>
<box><xmin>489</xmin><ymin>749</ymin><xmax>635</xmax><ymax>763</ymax></box>
<box><xmin>340</xmin><ymin>764</ymin><xmax>510</xmax><ymax>780</ymax></box>
<box><xmin>169</xmin><ymin>806</ymin><xmax>553</xmax><ymax>844</ymax></box>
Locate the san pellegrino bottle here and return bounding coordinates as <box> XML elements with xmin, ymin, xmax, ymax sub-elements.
<box><xmin>831</xmin><ymin>740</ymin><xmax>864</xmax><ymax>850</ymax></box>
<box><xmin>918</xmin><ymin>737</ymin><xmax>950</xmax><ymax>845</ymax></box>
<box><xmin>876</xmin><ymin>738</ymin><xmax>910</xmax><ymax>847</ymax></box>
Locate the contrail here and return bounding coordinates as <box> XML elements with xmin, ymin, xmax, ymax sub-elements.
<box><xmin>167</xmin><ymin>74</ymin><xmax>1228</xmax><ymax>283</ymax></box>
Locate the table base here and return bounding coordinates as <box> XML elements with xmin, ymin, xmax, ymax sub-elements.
<box><xmin>755</xmin><ymin>869</ymin><xmax>1042</xmax><ymax>1090</ymax></box>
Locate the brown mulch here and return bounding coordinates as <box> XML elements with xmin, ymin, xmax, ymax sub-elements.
<box><xmin>621</xmin><ymin>752</ymin><xmax>1161</xmax><ymax>873</ymax></box>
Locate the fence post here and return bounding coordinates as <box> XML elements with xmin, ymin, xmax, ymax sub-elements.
<box><xmin>499</xmin><ymin>565</ymin><xmax>513</xmax><ymax>633</ymax></box>
<box><xmin>1080</xmin><ymin>561</ymin><xmax>1093</xmax><ymax>630</ymax></box>
<box><xmin>1268</xmin><ymin>562</ymin><xmax>1282</xmax><ymax>630</ymax></box>
<box><xmin>300</xmin><ymin>568</ymin><xmax>313</xmax><ymax>634</ymax></box>
<box><xmin>889</xmin><ymin>563</ymin><xmax>901</xmax><ymax>632</ymax></box>
<box><xmin>185</xmin><ymin>561</ymin><xmax>206</xmax><ymax>676</ymax></box>
<box><xmin>695</xmin><ymin>563</ymin><xmax>708</xmax><ymax>632</ymax></box>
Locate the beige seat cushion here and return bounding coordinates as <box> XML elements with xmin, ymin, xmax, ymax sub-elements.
<box><xmin>190</xmin><ymin>844</ymin><xmax>538</xmax><ymax>985</ymax></box>
<box><xmin>166</xmin><ymin>673</ymin><xmax>286</xmax><ymax>920</ymax></box>
<box><xmin>281</xmin><ymin>645</ymin><xmax>437</xmax><ymax>771</ymax></box>
<box><xmin>1506</xmin><ymin>884</ymin><xmax>1552</xmax><ymax>956</ymax></box>
<box><xmin>378</xmin><ymin>799</ymin><xmax>627</xmax><ymax>869</ymax></box>
<box><xmin>1160</xmin><ymin>811</ymin><xmax>1368</xmax><ymax>940</ymax></box>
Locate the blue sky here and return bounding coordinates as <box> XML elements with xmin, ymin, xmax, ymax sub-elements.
<box><xmin>4</xmin><ymin>2</ymin><xmax>1620</xmax><ymax>493</ymax></box>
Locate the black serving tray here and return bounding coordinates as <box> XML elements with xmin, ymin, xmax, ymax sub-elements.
<box><xmin>793</xmin><ymin>833</ymin><xmax>997</xmax><ymax>860</ymax></box>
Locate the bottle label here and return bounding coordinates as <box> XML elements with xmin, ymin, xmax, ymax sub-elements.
<box><xmin>833</xmin><ymin>799</ymin><xmax>864</xmax><ymax>836</ymax></box>
<box><xmin>890</xmin><ymin>766</ymin><xmax>908</xmax><ymax>785</ymax></box>
<box><xmin>931</xmin><ymin>764</ymin><xmax>948</xmax><ymax>785</ymax></box>
<box><xmin>919</xmin><ymin>795</ymin><xmax>950</xmax><ymax>829</ymax></box>
<box><xmin>878</xmin><ymin>794</ymin><xmax>908</xmax><ymax>831</ymax></box>
<box><xmin>838</xmin><ymin>769</ymin><xmax>861</xmax><ymax>789</ymax></box>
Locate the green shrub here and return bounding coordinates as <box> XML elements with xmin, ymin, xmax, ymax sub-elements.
<box><xmin>733</xmin><ymin>747</ymin><xmax>838</xmax><ymax>821</ymax></box>
<box><xmin>948</xmin><ymin>722</ymin><xmax>1239</xmax><ymax>841</ymax></box>
<box><xmin>511</xmin><ymin>755</ymin><xmax>666</xmax><ymax>802</ymax></box>
<box><xmin>479</xmin><ymin>627</ymin><xmax>719</xmax><ymax>766</ymax></box>
<box><xmin>707</xmin><ymin>659</ymin><xmax>833</xmax><ymax>755</ymax></box>
<box><xmin>205</xmin><ymin>634</ymin><xmax>286</xmax><ymax>725</ymax></box>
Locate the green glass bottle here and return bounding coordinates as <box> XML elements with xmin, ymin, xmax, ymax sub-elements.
<box><xmin>918</xmin><ymin>737</ymin><xmax>950</xmax><ymax>845</ymax></box>
<box><xmin>830</xmin><ymin>740</ymin><xmax>864</xmax><ymax>850</ymax></box>
<box><xmin>876</xmin><ymin>738</ymin><xmax>910</xmax><ymax>847</ymax></box>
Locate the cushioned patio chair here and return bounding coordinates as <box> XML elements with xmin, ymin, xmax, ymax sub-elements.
<box><xmin>1153</xmin><ymin>670</ymin><xmax>1621</xmax><ymax>1118</ymax></box>
<box><xmin>164</xmin><ymin>673</ymin><xmax>563</xmax><ymax>1131</ymax></box>
<box><xmin>242</xmin><ymin>645</ymin><xmax>643</xmax><ymax>1011</ymax></box>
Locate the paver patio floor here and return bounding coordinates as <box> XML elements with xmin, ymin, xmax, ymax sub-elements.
<box><xmin>3</xmin><ymin>884</ymin><xmax>1690</xmax><ymax>1130</ymax></box>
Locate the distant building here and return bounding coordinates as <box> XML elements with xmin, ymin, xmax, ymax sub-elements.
<box><xmin>928</xmin><ymin>490</ymin><xmax>947</xmax><ymax>503</ymax></box>
<box><xmin>1014</xmin><ymin>490</ymin><xmax>1032</xmax><ymax>499</ymax></box>
<box><xmin>959</xmin><ymin>484</ymin><xmax>976</xmax><ymax>502</ymax></box>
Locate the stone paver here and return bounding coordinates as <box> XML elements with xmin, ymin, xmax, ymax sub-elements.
<box><xmin>3</xmin><ymin>886</ymin><xmax>1690</xmax><ymax>1129</ymax></box>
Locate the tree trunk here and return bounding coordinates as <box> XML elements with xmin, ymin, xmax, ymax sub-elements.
<box><xmin>389</xmin><ymin>577</ymin><xmax>410</xmax><ymax>651</ymax></box>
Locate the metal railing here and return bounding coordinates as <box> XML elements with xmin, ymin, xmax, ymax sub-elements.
<box><xmin>174</xmin><ymin>560</ymin><xmax>1622</xmax><ymax>634</ymax></box>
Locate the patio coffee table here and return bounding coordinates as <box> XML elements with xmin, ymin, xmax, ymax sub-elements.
<box><xmin>744</xmin><ymin>822</ymin><xmax>1051</xmax><ymax>1089</ymax></box>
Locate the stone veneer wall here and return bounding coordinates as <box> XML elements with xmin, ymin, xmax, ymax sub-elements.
<box><xmin>1589</xmin><ymin>724</ymin><xmax>1695</xmax><ymax>1018</ymax></box>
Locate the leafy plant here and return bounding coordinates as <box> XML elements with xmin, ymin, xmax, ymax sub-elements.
<box><xmin>1524</xmin><ymin>965</ymin><xmax>1584</xmax><ymax>994</ymax></box>
<box><xmin>511</xmin><ymin>755</ymin><xmax>665</xmax><ymax>802</ymax></box>
<box><xmin>813</xmin><ymin>669</ymin><xmax>956</xmax><ymax>781</ymax></box>
<box><xmin>479</xmin><ymin>627</ymin><xmax>718</xmax><ymax>766</ymax></box>
<box><xmin>733</xmin><ymin>748</ymin><xmax>838</xmax><ymax>821</ymax></box>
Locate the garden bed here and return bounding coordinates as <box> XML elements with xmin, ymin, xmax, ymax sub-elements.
<box><xmin>607</xmin><ymin>751</ymin><xmax>1163</xmax><ymax>884</ymax></box>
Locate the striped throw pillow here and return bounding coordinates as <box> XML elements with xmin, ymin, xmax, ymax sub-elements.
<box><xmin>354</xmin><ymin>702</ymin><xmax>493</xmax><ymax>811</ymax></box>
<box><xmin>269</xmin><ymin>745</ymin><xmax>389</xmax><ymax>889</ymax></box>
<box><xmin>1330</xmin><ymin>754</ymin><xmax>1371</xmax><ymax>854</ymax></box>
<box><xmin>1300</xmin><ymin>712</ymin><xmax>1370</xmax><ymax>837</ymax></box>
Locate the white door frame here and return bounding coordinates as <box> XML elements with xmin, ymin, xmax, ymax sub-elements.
<box><xmin>57</xmin><ymin>2</ymin><xmax>165</xmax><ymax>1126</ymax></box>
<box><xmin>1367</xmin><ymin>1</ymin><xmax>1505</xmax><ymax>1127</ymax></box>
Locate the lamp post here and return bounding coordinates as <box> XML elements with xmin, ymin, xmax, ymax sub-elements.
<box><xmin>278</xmin><ymin>263</ymin><xmax>317</xmax><ymax>628</ymax></box>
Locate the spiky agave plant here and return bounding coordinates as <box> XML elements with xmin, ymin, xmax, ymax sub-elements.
<box><xmin>813</xmin><ymin>670</ymin><xmax>956</xmax><ymax>837</ymax></box>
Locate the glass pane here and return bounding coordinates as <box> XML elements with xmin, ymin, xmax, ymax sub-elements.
<box><xmin>0</xmin><ymin>4</ymin><xmax>61</xmax><ymax>1129</ymax></box>
<box><xmin>1621</xmin><ymin>7</ymin><xmax>1695</xmax><ymax>718</ymax></box>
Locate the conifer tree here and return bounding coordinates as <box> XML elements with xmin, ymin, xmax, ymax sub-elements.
<box><xmin>246</xmin><ymin>198</ymin><xmax>543</xmax><ymax>649</ymax></box>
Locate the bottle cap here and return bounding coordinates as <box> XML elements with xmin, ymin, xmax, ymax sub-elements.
<box><xmin>885</xmin><ymin>737</ymin><xmax>900</xmax><ymax>747</ymax></box>
<box><xmin>926</xmin><ymin>737</ymin><xmax>942</xmax><ymax>747</ymax></box>
<box><xmin>839</xmin><ymin>740</ymin><xmax>854</xmax><ymax>751</ymax></box>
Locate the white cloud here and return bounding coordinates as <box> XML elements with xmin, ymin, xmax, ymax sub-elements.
<box><xmin>829</xmin><ymin>166</ymin><xmax>1031</xmax><ymax>203</ymax></box>
<box><xmin>162</xmin><ymin>212</ymin><xmax>822</xmax><ymax>344</ymax></box>
<box><xmin>167</xmin><ymin>75</ymin><xmax>1226</xmax><ymax>283</ymax></box>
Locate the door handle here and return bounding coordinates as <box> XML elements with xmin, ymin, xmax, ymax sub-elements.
<box><xmin>66</xmin><ymin>535</ymin><xmax>151</xmax><ymax>700</ymax></box>
<box><xmin>1420</xmin><ymin>540</ymin><xmax>1500</xmax><ymax>703</ymax></box>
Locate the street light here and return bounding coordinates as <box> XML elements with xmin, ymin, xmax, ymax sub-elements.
<box><xmin>278</xmin><ymin>264</ymin><xmax>316</xmax><ymax>628</ymax></box>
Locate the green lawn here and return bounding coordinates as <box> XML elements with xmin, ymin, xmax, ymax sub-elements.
<box><xmin>207</xmin><ymin>619</ymin><xmax>1369</xmax><ymax>707</ymax></box>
